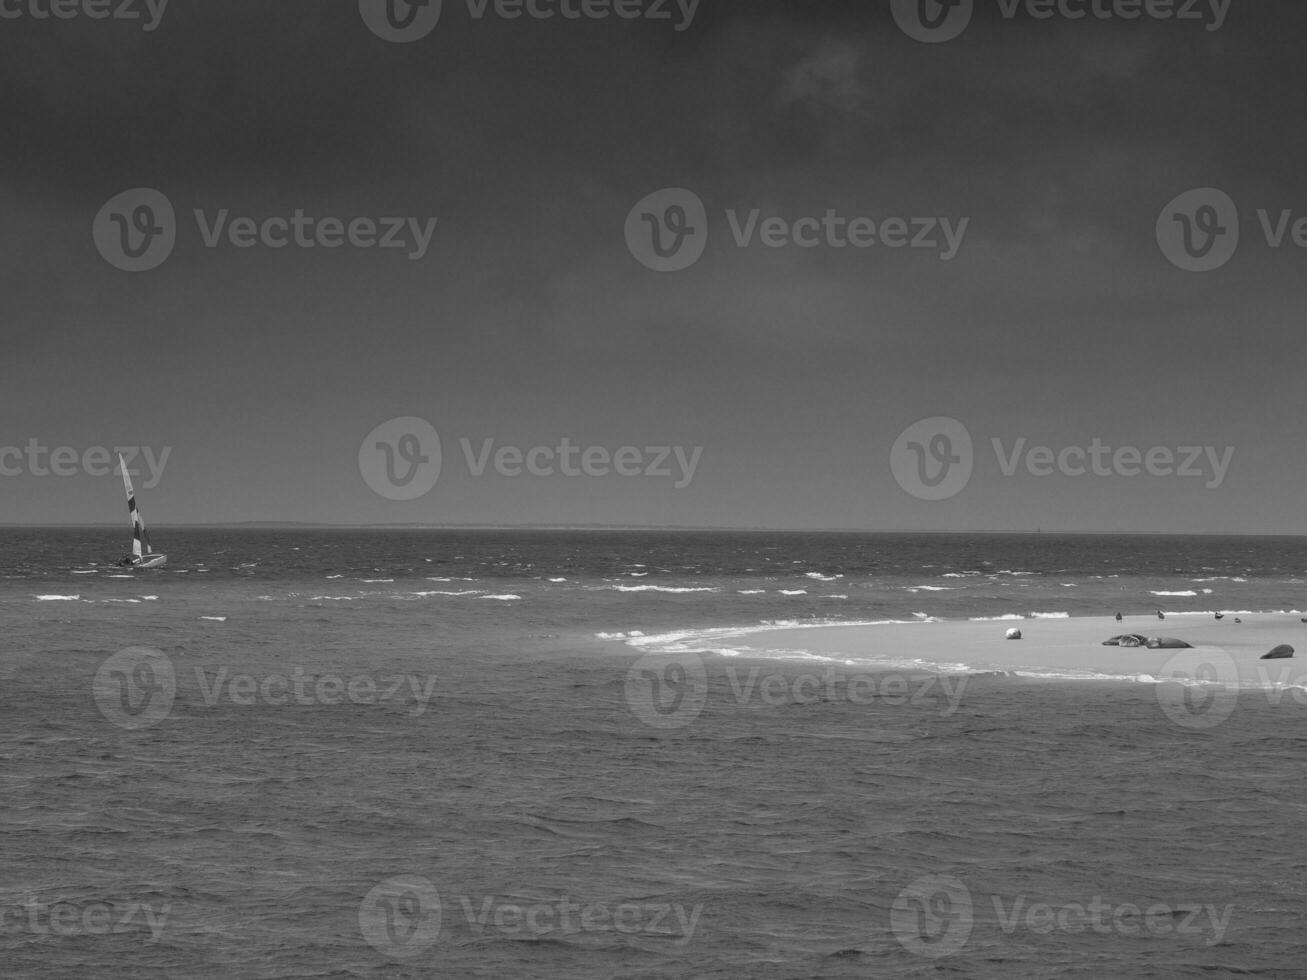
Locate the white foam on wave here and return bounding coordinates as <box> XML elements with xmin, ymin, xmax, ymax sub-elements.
<box><xmin>1152</xmin><ymin>590</ymin><xmax>1198</xmax><ymax>597</ymax></box>
<box><xmin>35</xmin><ymin>594</ymin><xmax>80</xmax><ymax>601</ymax></box>
<box><xmin>1030</xmin><ymin>612</ymin><xmax>1070</xmax><ymax>619</ymax></box>
<box><xmin>942</xmin><ymin>571</ymin><xmax>982</xmax><ymax>578</ymax></box>
<box><xmin>480</xmin><ymin>594</ymin><xmax>521</xmax><ymax>601</ymax></box>
<box><xmin>907</xmin><ymin>585</ymin><xmax>952</xmax><ymax>592</ymax></box>
<box><xmin>780</xmin><ymin>590</ymin><xmax>807</xmax><ymax>596</ymax></box>
<box><xmin>71</xmin><ymin>570</ymin><xmax>98</xmax><ymax>575</ymax></box>
<box><xmin>623</xmin><ymin>617</ymin><xmax>939</xmax><ymax>658</ymax></box>
<box><xmin>824</xmin><ymin>594</ymin><xmax>849</xmax><ymax>599</ymax></box>
<box><xmin>805</xmin><ymin>573</ymin><xmax>843</xmax><ymax>581</ymax></box>
<box><xmin>548</xmin><ymin>577</ymin><xmax>567</xmax><ymax>583</ymax></box>
<box><xmin>361</xmin><ymin>579</ymin><xmax>394</xmax><ymax>584</ymax></box>
<box><xmin>969</xmin><ymin>614</ymin><xmax>1027</xmax><ymax>621</ymax></box>
<box><xmin>605</xmin><ymin>585</ymin><xmax>718</xmax><ymax>594</ymax></box>
<box><xmin>200</xmin><ymin>616</ymin><xmax>227</xmax><ymax>622</ymax></box>
<box><xmin>412</xmin><ymin>590</ymin><xmax>482</xmax><ymax>597</ymax></box>
<box><xmin>738</xmin><ymin>590</ymin><xmax>766</xmax><ymax>595</ymax></box>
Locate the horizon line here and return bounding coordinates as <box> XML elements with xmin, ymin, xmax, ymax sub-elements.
<box><xmin>2</xmin><ymin>523</ymin><xmax>1306</xmax><ymax>537</ymax></box>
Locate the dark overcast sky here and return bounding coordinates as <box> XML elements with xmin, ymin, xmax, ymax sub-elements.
<box><xmin>2</xmin><ymin>0</ymin><xmax>1305</xmax><ymax>531</ymax></box>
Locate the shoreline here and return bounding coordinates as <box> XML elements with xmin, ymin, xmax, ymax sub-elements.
<box><xmin>627</xmin><ymin>612</ymin><xmax>1307</xmax><ymax>688</ymax></box>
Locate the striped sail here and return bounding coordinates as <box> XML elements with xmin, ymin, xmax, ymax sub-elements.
<box><xmin>119</xmin><ymin>454</ymin><xmax>153</xmax><ymax>558</ymax></box>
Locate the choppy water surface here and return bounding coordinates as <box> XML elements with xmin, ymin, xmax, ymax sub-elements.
<box><xmin>3</xmin><ymin>530</ymin><xmax>1306</xmax><ymax>977</ymax></box>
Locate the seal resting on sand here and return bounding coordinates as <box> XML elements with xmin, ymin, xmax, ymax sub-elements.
<box><xmin>1146</xmin><ymin>637</ymin><xmax>1193</xmax><ymax>649</ymax></box>
<box><xmin>1261</xmin><ymin>644</ymin><xmax>1294</xmax><ymax>660</ymax></box>
<box><xmin>1104</xmin><ymin>634</ymin><xmax>1149</xmax><ymax>647</ymax></box>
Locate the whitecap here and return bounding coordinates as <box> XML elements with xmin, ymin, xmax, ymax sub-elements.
<box><xmin>608</xmin><ymin>585</ymin><xmax>718</xmax><ymax>594</ymax></box>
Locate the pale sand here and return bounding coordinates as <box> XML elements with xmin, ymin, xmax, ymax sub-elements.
<box><xmin>725</xmin><ymin>613</ymin><xmax>1307</xmax><ymax>686</ymax></box>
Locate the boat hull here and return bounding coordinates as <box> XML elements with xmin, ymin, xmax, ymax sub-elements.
<box><xmin>120</xmin><ymin>554</ymin><xmax>168</xmax><ymax>569</ymax></box>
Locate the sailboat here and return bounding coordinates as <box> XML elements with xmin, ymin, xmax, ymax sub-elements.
<box><xmin>115</xmin><ymin>453</ymin><xmax>167</xmax><ymax>569</ymax></box>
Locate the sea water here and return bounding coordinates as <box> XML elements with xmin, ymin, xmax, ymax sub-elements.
<box><xmin>2</xmin><ymin>529</ymin><xmax>1304</xmax><ymax>977</ymax></box>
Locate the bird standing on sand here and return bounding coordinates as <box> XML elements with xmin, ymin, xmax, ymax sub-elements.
<box><xmin>1157</xmin><ymin>610</ymin><xmax>1165</xmax><ymax>620</ymax></box>
<box><xmin>1215</xmin><ymin>613</ymin><xmax>1225</xmax><ymax>620</ymax></box>
<box><xmin>1115</xmin><ymin>612</ymin><xmax>1123</xmax><ymax>622</ymax></box>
